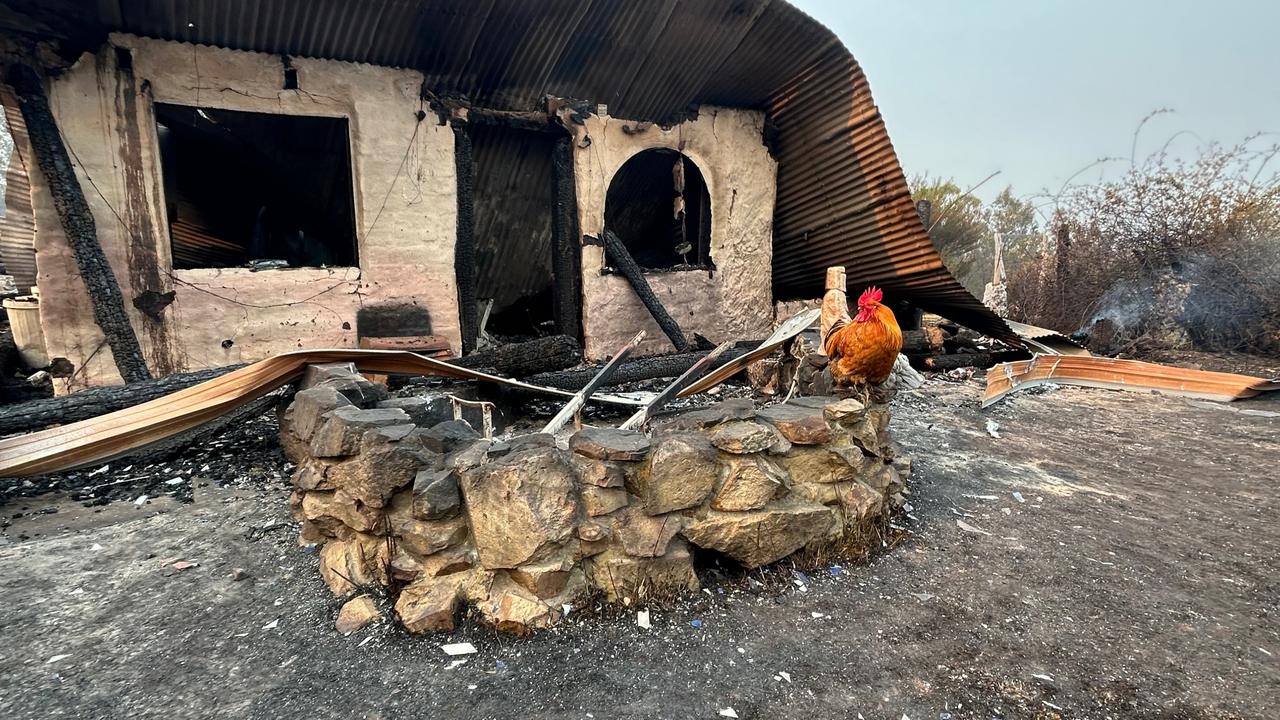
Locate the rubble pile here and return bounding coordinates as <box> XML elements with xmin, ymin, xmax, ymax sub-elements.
<box><xmin>281</xmin><ymin>366</ymin><xmax>908</xmax><ymax>635</ymax></box>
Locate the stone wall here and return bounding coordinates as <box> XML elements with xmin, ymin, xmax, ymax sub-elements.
<box><xmin>281</xmin><ymin>368</ymin><xmax>908</xmax><ymax>635</ymax></box>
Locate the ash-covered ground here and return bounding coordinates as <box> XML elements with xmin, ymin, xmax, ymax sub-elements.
<box><xmin>1</xmin><ymin>371</ymin><xmax>1277</xmax><ymax>720</ymax></box>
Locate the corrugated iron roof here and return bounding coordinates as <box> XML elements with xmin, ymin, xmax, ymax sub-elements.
<box><xmin>12</xmin><ymin>0</ymin><xmax>1016</xmax><ymax>341</ymax></box>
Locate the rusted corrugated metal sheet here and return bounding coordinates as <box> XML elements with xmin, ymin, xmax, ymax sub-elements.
<box><xmin>17</xmin><ymin>0</ymin><xmax>1015</xmax><ymax>340</ymax></box>
<box><xmin>983</xmin><ymin>355</ymin><xmax>1280</xmax><ymax>407</ymax></box>
<box><xmin>0</xmin><ymin>87</ymin><xmax>38</xmax><ymax>292</ymax></box>
<box><xmin>1004</xmin><ymin>319</ymin><xmax>1090</xmax><ymax>356</ymax></box>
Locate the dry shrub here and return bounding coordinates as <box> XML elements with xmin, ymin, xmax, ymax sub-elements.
<box><xmin>1008</xmin><ymin>136</ymin><xmax>1280</xmax><ymax>355</ymax></box>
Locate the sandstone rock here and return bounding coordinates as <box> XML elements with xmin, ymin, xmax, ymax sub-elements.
<box><xmin>478</xmin><ymin>573</ymin><xmax>563</xmax><ymax>635</ymax></box>
<box><xmin>778</xmin><ymin>446</ymin><xmax>860</xmax><ymax>484</ymax></box>
<box><xmin>822</xmin><ymin>397</ymin><xmax>867</xmax><ymax>426</ymax></box>
<box><xmin>865</xmin><ymin>463</ymin><xmax>901</xmax><ymax>494</ymax></box>
<box><xmin>443</xmin><ymin>438</ymin><xmax>491</xmax><ymax>473</ymax></box>
<box><xmin>291</xmin><ymin>458</ymin><xmax>338</xmax><ymax>491</ymax></box>
<box><xmin>301</xmin><ymin>362</ymin><xmax>359</xmax><ymax>389</ymax></box>
<box><xmin>318</xmin><ymin>535</ymin><xmax>383</xmax><ymax>595</ymax></box>
<box><xmin>612</xmin><ymin>504</ymin><xmax>683</xmax><ymax>557</ymax></box>
<box><xmin>834</xmin><ymin>481</ymin><xmax>884</xmax><ymax>522</ymax></box>
<box><xmin>584</xmin><ymin>541</ymin><xmax>700</xmax><ymax>603</ymax></box>
<box><xmin>310</xmin><ymin>406</ymin><xmax>412</xmax><ymax>458</ymax></box>
<box><xmin>577</xmin><ymin>522</ymin><xmax>612</xmax><ymax>543</ymax></box>
<box><xmin>412</xmin><ymin>468</ymin><xmax>461</xmax><ymax>520</ymax></box>
<box><xmin>569</xmin><ymin>428</ymin><xmax>651</xmax><ymax>462</ymax></box>
<box><xmin>570</xmin><ymin>455</ymin><xmax>626</xmax><ymax>488</ymax></box>
<box><xmin>335</xmin><ymin>595</ymin><xmax>381</xmax><ymax>635</ymax></box>
<box><xmin>756</xmin><ymin>404</ymin><xmax>834</xmax><ymax>445</ymax></box>
<box><xmin>709</xmin><ymin>421</ymin><xmax>779</xmax><ymax>454</ymax></box>
<box><xmin>377</xmin><ymin>395</ymin><xmax>453</xmax><ymax>427</ymax></box>
<box><xmin>489</xmin><ymin>433</ymin><xmax>556</xmax><ymax>458</ymax></box>
<box><xmin>461</xmin><ymin>447</ymin><xmax>578</xmax><ymax>569</ymax></box>
<box><xmin>421</xmin><ymin>419</ymin><xmax>481</xmax><ymax>454</ymax></box>
<box><xmin>510</xmin><ymin>556</ymin><xmax>574</xmax><ymax>599</ymax></box>
<box><xmin>316</xmin><ymin>374</ymin><xmax>389</xmax><ymax>408</ymax></box>
<box><xmin>417</xmin><ymin>547</ymin><xmax>474</xmax><ymax>578</ymax></box>
<box><xmin>395</xmin><ymin>576</ymin><xmax>459</xmax><ymax>633</ymax></box>
<box><xmin>844</xmin><ymin>417</ymin><xmax>881</xmax><ymax>455</ymax></box>
<box><xmin>302</xmin><ymin>489</ymin><xmax>382</xmax><ymax>534</ymax></box>
<box><xmin>387</xmin><ymin>491</ymin><xmax>469</xmax><ymax>556</ymax></box>
<box><xmin>892</xmin><ymin>454</ymin><xmax>912</xmax><ymax>481</ymax></box>
<box><xmin>712</xmin><ymin>455</ymin><xmax>787</xmax><ymax>512</ymax></box>
<box><xmin>631</xmin><ymin>434</ymin><xmax>718</xmax><ymax>515</ymax></box>
<box><xmin>284</xmin><ymin>386</ymin><xmax>353</xmax><ymax>443</ymax></box>
<box><xmin>325</xmin><ymin>429</ymin><xmax>432</xmax><ymax>508</ymax></box>
<box><xmin>657</xmin><ymin>398</ymin><xmax>755</xmax><ymax>431</ymax></box>
<box><xmin>789</xmin><ymin>480</ymin><xmax>841</xmax><ymax>507</ymax></box>
<box><xmin>682</xmin><ymin>501</ymin><xmax>837</xmax><ymax>568</ymax></box>
<box><xmin>580</xmin><ymin>485</ymin><xmax>629</xmax><ymax>516</ymax></box>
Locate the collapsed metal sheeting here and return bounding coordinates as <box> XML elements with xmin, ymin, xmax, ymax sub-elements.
<box><xmin>1004</xmin><ymin>320</ymin><xmax>1091</xmax><ymax>356</ymax></box>
<box><xmin>0</xmin><ymin>349</ymin><xmax>643</xmax><ymax>478</ymax></box>
<box><xmin>679</xmin><ymin>308</ymin><xmax>820</xmax><ymax>397</ymax></box>
<box><xmin>8</xmin><ymin>0</ymin><xmax>1016</xmax><ymax>342</ymax></box>
<box><xmin>983</xmin><ymin>355</ymin><xmax>1280</xmax><ymax>408</ymax></box>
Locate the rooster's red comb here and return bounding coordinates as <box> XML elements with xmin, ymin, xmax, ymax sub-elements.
<box><xmin>857</xmin><ymin>286</ymin><xmax>883</xmax><ymax>306</ymax></box>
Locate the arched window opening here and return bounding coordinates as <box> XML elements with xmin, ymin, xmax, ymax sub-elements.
<box><xmin>604</xmin><ymin>149</ymin><xmax>712</xmax><ymax>271</ymax></box>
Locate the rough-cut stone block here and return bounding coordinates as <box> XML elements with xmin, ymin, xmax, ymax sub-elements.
<box><xmin>843</xmin><ymin>417</ymin><xmax>881</xmax><ymax>455</ymax></box>
<box><xmin>657</xmin><ymin>398</ymin><xmax>756</xmax><ymax>431</ymax></box>
<box><xmin>302</xmin><ymin>489</ymin><xmax>382</xmax><ymax>534</ymax></box>
<box><xmin>865</xmin><ymin>463</ymin><xmax>902</xmax><ymax>494</ymax></box>
<box><xmin>310</xmin><ymin>406</ymin><xmax>412</xmax><ymax>458</ymax></box>
<box><xmin>291</xmin><ymin>457</ymin><xmax>338</xmax><ymax>491</ymax></box>
<box><xmin>631</xmin><ymin>434</ymin><xmax>718</xmax><ymax>515</ymax></box>
<box><xmin>756</xmin><ymin>403</ymin><xmax>834</xmax><ymax>445</ymax></box>
<box><xmin>710</xmin><ymin>421</ymin><xmax>779</xmax><ymax>454</ymax></box>
<box><xmin>489</xmin><ymin>433</ymin><xmax>556</xmax><ymax>458</ymax></box>
<box><xmin>584</xmin><ymin>541</ymin><xmax>700</xmax><ymax>603</ymax></box>
<box><xmin>581</xmin><ymin>485</ymin><xmax>629</xmax><ymax>516</ymax></box>
<box><xmin>326</xmin><ymin>429</ymin><xmax>432</xmax><ymax>507</ymax></box>
<box><xmin>822</xmin><ymin>397</ymin><xmax>867</xmax><ymax>425</ymax></box>
<box><xmin>835</xmin><ymin>481</ymin><xmax>884</xmax><ymax>522</ymax></box>
<box><xmin>284</xmin><ymin>386</ymin><xmax>353</xmax><ymax>443</ymax></box>
<box><xmin>388</xmin><ymin>491</ymin><xmax>469</xmax><ymax>555</ymax></box>
<box><xmin>421</xmin><ymin>419</ymin><xmax>482</xmax><ymax>453</ymax></box>
<box><xmin>460</xmin><ymin>447</ymin><xmax>579</xmax><ymax>569</ymax></box>
<box><xmin>317</xmin><ymin>374</ymin><xmax>389</xmax><ymax>408</ymax></box>
<box><xmin>443</xmin><ymin>438</ymin><xmax>491</xmax><ymax>473</ymax></box>
<box><xmin>335</xmin><ymin>595</ymin><xmax>381</xmax><ymax>635</ymax></box>
<box><xmin>570</xmin><ymin>428</ymin><xmax>651</xmax><ymax>461</ymax></box>
<box><xmin>395</xmin><ymin>577</ymin><xmax>460</xmax><ymax>634</ymax></box>
<box><xmin>302</xmin><ymin>362</ymin><xmax>359</xmax><ymax>390</ymax></box>
<box><xmin>682</xmin><ymin>501</ymin><xmax>837</xmax><ymax>568</ymax></box>
<box><xmin>612</xmin><ymin>505</ymin><xmax>683</xmax><ymax>557</ymax></box>
<box><xmin>778</xmin><ymin>446</ymin><xmax>860</xmax><ymax>484</ymax></box>
<box><xmin>571</xmin><ymin>455</ymin><xmax>626</xmax><ymax>488</ymax></box>
<box><xmin>377</xmin><ymin>395</ymin><xmax>453</xmax><ymax>427</ymax></box>
<box><xmin>479</xmin><ymin>573</ymin><xmax>564</xmax><ymax>635</ymax></box>
<box><xmin>510</xmin><ymin>556</ymin><xmax>574</xmax><ymax>599</ymax></box>
<box><xmin>412</xmin><ymin>468</ymin><xmax>461</xmax><ymax>520</ymax></box>
<box><xmin>712</xmin><ymin>455</ymin><xmax>787</xmax><ymax>511</ymax></box>
<box><xmin>318</xmin><ymin>534</ymin><xmax>383</xmax><ymax>595</ymax></box>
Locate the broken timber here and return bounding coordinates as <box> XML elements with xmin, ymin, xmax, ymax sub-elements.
<box><xmin>619</xmin><ymin>340</ymin><xmax>733</xmax><ymax>430</ymax></box>
<box><xmin>542</xmin><ymin>331</ymin><xmax>645</xmax><ymax>434</ymax></box>
<box><xmin>7</xmin><ymin>64</ymin><xmax>151</xmax><ymax>384</ymax></box>
<box><xmin>601</xmin><ymin>229</ymin><xmax>691</xmax><ymax>352</ymax></box>
<box><xmin>451</xmin><ymin>334</ymin><xmax>581</xmax><ymax>377</ymax></box>
<box><xmin>0</xmin><ymin>348</ymin><xmax>642</xmax><ymax>478</ymax></box>
<box><xmin>528</xmin><ymin>345</ymin><xmax>753</xmax><ymax>391</ymax></box>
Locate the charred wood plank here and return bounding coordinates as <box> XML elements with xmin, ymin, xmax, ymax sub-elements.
<box><xmin>550</xmin><ymin>137</ymin><xmax>582</xmax><ymax>341</ymax></box>
<box><xmin>542</xmin><ymin>330</ymin><xmax>645</xmax><ymax>434</ymax></box>
<box><xmin>528</xmin><ymin>345</ymin><xmax>753</xmax><ymax>391</ymax></box>
<box><xmin>0</xmin><ymin>365</ymin><xmax>242</xmax><ymax>435</ymax></box>
<box><xmin>601</xmin><ymin>229</ymin><xmax>691</xmax><ymax>352</ymax></box>
<box><xmin>915</xmin><ymin>350</ymin><xmax>1026</xmax><ymax>372</ymax></box>
<box><xmin>8</xmin><ymin>64</ymin><xmax>151</xmax><ymax>384</ymax></box>
<box><xmin>452</xmin><ymin>119</ymin><xmax>479</xmax><ymax>354</ymax></box>
<box><xmin>451</xmin><ymin>335</ymin><xmax>581</xmax><ymax>377</ymax></box>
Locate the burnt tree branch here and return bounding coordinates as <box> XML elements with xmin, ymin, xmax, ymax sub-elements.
<box><xmin>8</xmin><ymin>64</ymin><xmax>151</xmax><ymax>383</ymax></box>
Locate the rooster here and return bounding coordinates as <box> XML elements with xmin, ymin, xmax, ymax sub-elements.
<box><xmin>824</xmin><ymin>285</ymin><xmax>904</xmax><ymax>388</ymax></box>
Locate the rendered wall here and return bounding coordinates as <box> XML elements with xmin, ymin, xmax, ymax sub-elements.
<box><xmin>570</xmin><ymin>107</ymin><xmax>777</xmax><ymax>361</ymax></box>
<box><xmin>32</xmin><ymin>35</ymin><xmax>459</xmax><ymax>391</ymax></box>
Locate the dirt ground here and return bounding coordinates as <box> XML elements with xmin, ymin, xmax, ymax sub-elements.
<box><xmin>1</xmin><ymin>372</ymin><xmax>1277</xmax><ymax>720</ymax></box>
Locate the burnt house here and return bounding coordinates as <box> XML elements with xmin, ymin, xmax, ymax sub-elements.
<box><xmin>0</xmin><ymin>0</ymin><xmax>1009</xmax><ymax>391</ymax></box>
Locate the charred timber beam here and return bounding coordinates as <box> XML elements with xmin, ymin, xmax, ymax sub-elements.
<box><xmin>7</xmin><ymin>64</ymin><xmax>151</xmax><ymax>384</ymax></box>
<box><xmin>452</xmin><ymin>118</ymin><xmax>479</xmax><ymax>354</ymax></box>
<box><xmin>550</xmin><ymin>137</ymin><xmax>582</xmax><ymax>341</ymax></box>
<box><xmin>914</xmin><ymin>350</ymin><xmax>1027</xmax><ymax>372</ymax></box>
<box><xmin>527</xmin><ymin>346</ymin><xmax>753</xmax><ymax>392</ymax></box>
<box><xmin>0</xmin><ymin>365</ymin><xmax>243</xmax><ymax>435</ymax></box>
<box><xmin>601</xmin><ymin>230</ymin><xmax>691</xmax><ymax>352</ymax></box>
<box><xmin>450</xmin><ymin>335</ymin><xmax>581</xmax><ymax>377</ymax></box>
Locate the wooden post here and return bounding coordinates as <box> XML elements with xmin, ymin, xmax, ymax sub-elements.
<box><xmin>8</xmin><ymin>64</ymin><xmax>151</xmax><ymax>383</ymax></box>
<box><xmin>550</xmin><ymin>136</ymin><xmax>582</xmax><ymax>341</ymax></box>
<box><xmin>819</xmin><ymin>266</ymin><xmax>851</xmax><ymax>352</ymax></box>
<box><xmin>452</xmin><ymin>115</ymin><xmax>479</xmax><ymax>354</ymax></box>
<box><xmin>601</xmin><ymin>229</ymin><xmax>690</xmax><ymax>352</ymax></box>
<box><xmin>542</xmin><ymin>331</ymin><xmax>645</xmax><ymax>434</ymax></box>
<box><xmin>619</xmin><ymin>340</ymin><xmax>732</xmax><ymax>430</ymax></box>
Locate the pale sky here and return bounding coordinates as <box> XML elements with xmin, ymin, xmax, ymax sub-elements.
<box><xmin>788</xmin><ymin>0</ymin><xmax>1280</xmax><ymax>200</ymax></box>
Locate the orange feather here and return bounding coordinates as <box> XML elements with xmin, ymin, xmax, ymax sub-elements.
<box><xmin>826</xmin><ymin>301</ymin><xmax>903</xmax><ymax>386</ymax></box>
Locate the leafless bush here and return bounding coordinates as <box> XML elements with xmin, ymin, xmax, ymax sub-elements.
<box><xmin>1008</xmin><ymin>133</ymin><xmax>1280</xmax><ymax>355</ymax></box>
